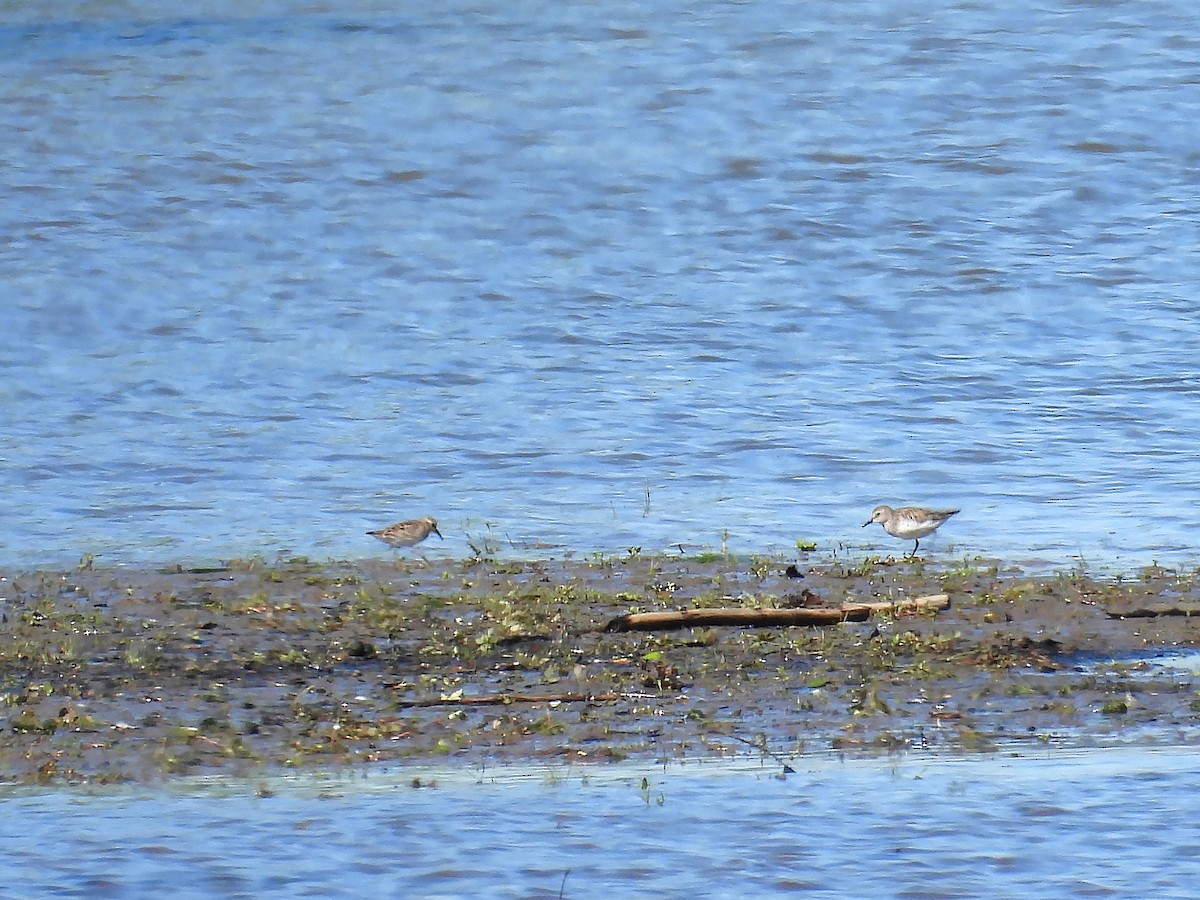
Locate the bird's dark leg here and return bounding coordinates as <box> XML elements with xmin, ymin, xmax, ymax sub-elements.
<box><xmin>909</xmin><ymin>539</ymin><xmax>920</xmax><ymax>559</ymax></box>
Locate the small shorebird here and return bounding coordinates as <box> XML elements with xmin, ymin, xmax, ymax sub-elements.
<box><xmin>864</xmin><ymin>505</ymin><xmax>959</xmax><ymax>557</ymax></box>
<box><xmin>367</xmin><ymin>516</ymin><xmax>443</xmax><ymax>552</ymax></box>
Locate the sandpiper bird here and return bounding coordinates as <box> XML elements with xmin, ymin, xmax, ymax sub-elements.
<box><xmin>367</xmin><ymin>516</ymin><xmax>443</xmax><ymax>551</ymax></box>
<box><xmin>863</xmin><ymin>505</ymin><xmax>959</xmax><ymax>557</ymax></box>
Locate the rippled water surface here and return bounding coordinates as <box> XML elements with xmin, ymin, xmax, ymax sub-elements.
<box><xmin>4</xmin><ymin>0</ymin><xmax>1200</xmax><ymax>568</ymax></box>
<box><xmin>3</xmin><ymin>748</ymin><xmax>1200</xmax><ymax>898</ymax></box>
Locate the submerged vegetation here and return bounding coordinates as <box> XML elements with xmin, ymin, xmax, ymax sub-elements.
<box><xmin>1</xmin><ymin>551</ymin><xmax>1199</xmax><ymax>783</ymax></box>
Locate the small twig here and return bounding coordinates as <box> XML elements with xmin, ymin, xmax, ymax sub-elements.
<box><xmin>725</xmin><ymin>732</ymin><xmax>796</xmax><ymax>775</ymax></box>
<box><xmin>1106</xmin><ymin>606</ymin><xmax>1199</xmax><ymax>619</ymax></box>
<box><xmin>390</xmin><ymin>691</ymin><xmax>622</xmax><ymax>708</ymax></box>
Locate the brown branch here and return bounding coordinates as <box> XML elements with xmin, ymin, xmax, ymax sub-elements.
<box><xmin>603</xmin><ymin>594</ymin><xmax>950</xmax><ymax>633</ymax></box>
<box><xmin>1106</xmin><ymin>605</ymin><xmax>1199</xmax><ymax>619</ymax></box>
<box><xmin>605</xmin><ymin>607</ymin><xmax>865</xmax><ymax>632</ymax></box>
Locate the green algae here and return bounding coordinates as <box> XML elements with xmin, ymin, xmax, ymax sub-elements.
<box><xmin>0</xmin><ymin>552</ymin><xmax>1198</xmax><ymax>783</ymax></box>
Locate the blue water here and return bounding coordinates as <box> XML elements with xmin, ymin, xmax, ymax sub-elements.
<box><xmin>4</xmin><ymin>1</ymin><xmax>1200</xmax><ymax>569</ymax></box>
<box><xmin>2</xmin><ymin>748</ymin><xmax>1200</xmax><ymax>898</ymax></box>
<box><xmin>5</xmin><ymin>4</ymin><xmax>1200</xmax><ymax>887</ymax></box>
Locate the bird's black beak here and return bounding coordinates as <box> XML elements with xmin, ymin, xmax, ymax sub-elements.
<box><xmin>862</xmin><ymin>520</ymin><xmax>871</xmax><ymax>527</ymax></box>
<box><xmin>433</xmin><ymin>526</ymin><xmax>444</xmax><ymax>539</ymax></box>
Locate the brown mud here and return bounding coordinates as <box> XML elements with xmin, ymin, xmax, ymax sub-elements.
<box><xmin>2</xmin><ymin>551</ymin><xmax>1200</xmax><ymax>784</ymax></box>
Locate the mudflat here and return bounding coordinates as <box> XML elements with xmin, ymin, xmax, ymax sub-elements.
<box><xmin>2</xmin><ymin>552</ymin><xmax>1198</xmax><ymax>783</ymax></box>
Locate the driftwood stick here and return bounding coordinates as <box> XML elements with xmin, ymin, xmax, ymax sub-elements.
<box><xmin>1106</xmin><ymin>606</ymin><xmax>1199</xmax><ymax>620</ymax></box>
<box><xmin>391</xmin><ymin>691</ymin><xmax>621</xmax><ymax>708</ymax></box>
<box><xmin>603</xmin><ymin>594</ymin><xmax>950</xmax><ymax>633</ymax></box>
<box><xmin>605</xmin><ymin>607</ymin><xmax>866</xmax><ymax>633</ymax></box>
